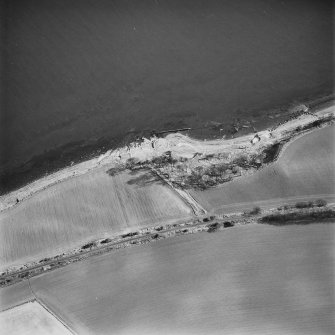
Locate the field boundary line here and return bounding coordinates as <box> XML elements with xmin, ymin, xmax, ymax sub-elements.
<box><xmin>201</xmin><ymin>121</ymin><xmax>335</xmax><ymax>193</ymax></box>
<box><xmin>0</xmin><ymin>298</ymin><xmax>36</xmax><ymax>313</ymax></box>
<box><xmin>273</xmin><ymin>121</ymin><xmax>335</xmax><ymax>162</ymax></box>
<box><xmin>0</xmin><ymin>298</ymin><xmax>77</xmax><ymax>335</ymax></box>
<box><xmin>27</xmin><ymin>278</ymin><xmax>77</xmax><ymax>334</ymax></box>
<box><xmin>36</xmin><ymin>296</ymin><xmax>77</xmax><ymax>334</ymax></box>
<box><xmin>211</xmin><ymin>194</ymin><xmax>335</xmax><ymax>213</ymax></box>
<box><xmin>150</xmin><ymin>167</ymin><xmax>207</xmax><ymax>216</ymax></box>
<box><xmin>1</xmin><ymin>205</ymin><xmax>334</xmax><ymax>288</ymax></box>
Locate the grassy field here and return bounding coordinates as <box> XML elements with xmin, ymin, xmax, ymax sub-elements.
<box><xmin>190</xmin><ymin>125</ymin><xmax>335</xmax><ymax>213</ymax></box>
<box><xmin>0</xmin><ymin>169</ymin><xmax>192</xmax><ymax>271</ymax></box>
<box><xmin>27</xmin><ymin>223</ymin><xmax>335</xmax><ymax>335</ymax></box>
<box><xmin>0</xmin><ymin>301</ymin><xmax>72</xmax><ymax>335</ymax></box>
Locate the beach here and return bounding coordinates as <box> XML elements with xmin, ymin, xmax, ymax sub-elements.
<box><xmin>1</xmin><ymin>104</ymin><xmax>333</xmax><ymax>213</ymax></box>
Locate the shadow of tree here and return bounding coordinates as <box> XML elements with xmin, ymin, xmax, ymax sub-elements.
<box><xmin>106</xmin><ymin>167</ymin><xmax>123</xmax><ymax>176</ymax></box>
<box><xmin>126</xmin><ymin>170</ymin><xmax>165</xmax><ymax>187</ymax></box>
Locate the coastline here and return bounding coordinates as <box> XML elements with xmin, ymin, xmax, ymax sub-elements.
<box><xmin>1</xmin><ymin>103</ymin><xmax>334</xmax><ymax>286</ymax></box>
<box><xmin>1</xmin><ymin>103</ymin><xmax>334</xmax><ymax>213</ymax></box>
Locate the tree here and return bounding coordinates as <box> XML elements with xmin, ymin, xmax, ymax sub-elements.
<box><xmin>249</xmin><ymin>206</ymin><xmax>261</xmax><ymax>215</ymax></box>
<box><xmin>314</xmin><ymin>199</ymin><xmax>327</xmax><ymax>207</ymax></box>
<box><xmin>171</xmin><ymin>158</ymin><xmax>178</xmax><ymax>167</ymax></box>
<box><xmin>101</xmin><ymin>238</ymin><xmax>112</xmax><ymax>244</ymax></box>
<box><xmin>232</xmin><ymin>166</ymin><xmax>240</xmax><ymax>174</ymax></box>
<box><xmin>216</xmin><ymin>163</ymin><xmax>228</xmax><ymax>174</ymax></box>
<box><xmin>126</xmin><ymin>157</ymin><xmax>137</xmax><ymax>169</ymax></box>
<box><xmin>295</xmin><ymin>201</ymin><xmax>313</xmax><ymax>209</ymax></box>
<box><xmin>152</xmin><ymin>155</ymin><xmax>167</xmax><ymax>167</ymax></box>
<box><xmin>195</xmin><ymin>166</ymin><xmax>204</xmax><ymax>174</ymax></box>
<box><xmin>207</xmin><ymin>222</ymin><xmax>220</xmax><ymax>233</ymax></box>
<box><xmin>233</xmin><ymin>155</ymin><xmax>249</xmax><ymax>167</ymax></box>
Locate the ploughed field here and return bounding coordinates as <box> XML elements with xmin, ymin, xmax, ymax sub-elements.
<box><xmin>191</xmin><ymin>125</ymin><xmax>335</xmax><ymax>213</ymax></box>
<box><xmin>0</xmin><ymin>301</ymin><xmax>72</xmax><ymax>335</ymax></box>
<box><xmin>15</xmin><ymin>223</ymin><xmax>333</xmax><ymax>335</ymax></box>
<box><xmin>0</xmin><ymin>169</ymin><xmax>192</xmax><ymax>271</ymax></box>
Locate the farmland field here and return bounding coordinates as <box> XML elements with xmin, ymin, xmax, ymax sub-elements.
<box><xmin>0</xmin><ymin>301</ymin><xmax>72</xmax><ymax>335</ymax></box>
<box><xmin>191</xmin><ymin>125</ymin><xmax>335</xmax><ymax>213</ymax></box>
<box><xmin>0</xmin><ymin>281</ymin><xmax>33</xmax><ymax>312</ymax></box>
<box><xmin>0</xmin><ymin>169</ymin><xmax>192</xmax><ymax>271</ymax></box>
<box><xmin>28</xmin><ymin>223</ymin><xmax>335</xmax><ymax>335</ymax></box>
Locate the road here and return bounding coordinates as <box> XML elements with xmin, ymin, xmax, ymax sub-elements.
<box><xmin>0</xmin><ymin>217</ymin><xmax>209</xmax><ymax>286</ymax></box>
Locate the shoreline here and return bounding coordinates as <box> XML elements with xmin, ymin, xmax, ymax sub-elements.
<box><xmin>1</xmin><ymin>108</ymin><xmax>334</xmax><ymax>287</ymax></box>
<box><xmin>1</xmin><ymin>103</ymin><xmax>334</xmax><ymax>213</ymax></box>
<box><xmin>2</xmin><ymin>93</ymin><xmax>333</xmax><ymax>195</ymax></box>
